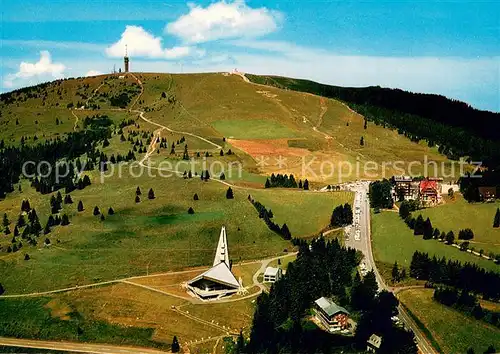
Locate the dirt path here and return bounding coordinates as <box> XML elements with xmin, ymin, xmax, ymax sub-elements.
<box><xmin>0</xmin><ymin>337</ymin><xmax>168</xmax><ymax>354</ymax></box>
<box><xmin>71</xmin><ymin>110</ymin><xmax>79</xmax><ymax>131</ymax></box>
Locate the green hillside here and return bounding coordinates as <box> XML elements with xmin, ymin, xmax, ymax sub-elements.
<box><xmin>0</xmin><ymin>72</ymin><xmax>464</xmax><ymax>295</ymax></box>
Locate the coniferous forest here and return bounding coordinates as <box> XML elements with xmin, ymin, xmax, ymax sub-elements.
<box><xmin>246</xmin><ymin>238</ymin><xmax>417</xmax><ymax>354</ymax></box>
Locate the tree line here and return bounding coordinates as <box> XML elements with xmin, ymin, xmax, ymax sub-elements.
<box><xmin>410</xmin><ymin>251</ymin><xmax>500</xmax><ymax>300</ymax></box>
<box><xmin>248</xmin><ymin>195</ymin><xmax>291</xmax><ymax>240</ymax></box>
<box><xmin>433</xmin><ymin>286</ymin><xmax>500</xmax><ymax>329</ymax></box>
<box><xmin>264</xmin><ymin>173</ymin><xmax>309</xmax><ymax>190</ymax></box>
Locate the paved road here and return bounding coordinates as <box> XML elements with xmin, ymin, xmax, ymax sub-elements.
<box><xmin>0</xmin><ymin>337</ymin><xmax>168</xmax><ymax>354</ymax></box>
<box><xmin>343</xmin><ymin>182</ymin><xmax>437</xmax><ymax>354</ymax></box>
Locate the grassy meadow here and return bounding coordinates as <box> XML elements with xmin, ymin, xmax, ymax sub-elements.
<box><xmin>398</xmin><ymin>288</ymin><xmax>500</xmax><ymax>354</ymax></box>
<box><xmin>416</xmin><ymin>195</ymin><xmax>500</xmax><ymax>255</ymax></box>
<box><xmin>371</xmin><ymin>210</ymin><xmax>499</xmax><ymax>274</ymax></box>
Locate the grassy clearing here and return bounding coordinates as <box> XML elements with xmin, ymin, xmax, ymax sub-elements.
<box><xmin>0</xmin><ymin>294</ymin><xmax>166</xmax><ymax>350</ymax></box>
<box><xmin>416</xmin><ymin>195</ymin><xmax>500</xmax><ymax>255</ymax></box>
<box><xmin>0</xmin><ymin>282</ymin><xmax>254</xmax><ymax>351</ymax></box>
<box><xmin>371</xmin><ymin>210</ymin><xmax>498</xmax><ymax>273</ymax></box>
<box><xmin>212</xmin><ymin>119</ymin><xmax>300</xmax><ymax>140</ymax></box>
<box><xmin>398</xmin><ymin>288</ymin><xmax>500</xmax><ymax>354</ymax></box>
<box><xmin>250</xmin><ymin>190</ymin><xmax>353</xmax><ymax>238</ymax></box>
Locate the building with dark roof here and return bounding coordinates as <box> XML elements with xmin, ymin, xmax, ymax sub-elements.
<box><xmin>314</xmin><ymin>297</ymin><xmax>350</xmax><ymax>332</ymax></box>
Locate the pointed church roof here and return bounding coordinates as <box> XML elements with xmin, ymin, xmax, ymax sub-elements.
<box><xmin>189</xmin><ymin>262</ymin><xmax>240</xmax><ymax>289</ymax></box>
<box><xmin>213</xmin><ymin>226</ymin><xmax>230</xmax><ymax>267</ymax></box>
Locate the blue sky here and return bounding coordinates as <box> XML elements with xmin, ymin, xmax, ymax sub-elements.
<box><xmin>1</xmin><ymin>0</ymin><xmax>499</xmax><ymax>111</ymax></box>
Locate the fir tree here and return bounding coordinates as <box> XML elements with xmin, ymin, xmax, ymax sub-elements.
<box><xmin>93</xmin><ymin>206</ymin><xmax>100</xmax><ymax>216</ymax></box>
<box><xmin>303</xmin><ymin>179</ymin><xmax>309</xmax><ymax>190</ymax></box>
<box><xmin>188</xmin><ymin>207</ymin><xmax>195</xmax><ymax>214</ymax></box>
<box><xmin>392</xmin><ymin>262</ymin><xmax>400</xmax><ymax>283</ymax></box>
<box><xmin>193</xmin><ymin>193</ymin><xmax>199</xmax><ymax>201</ymax></box>
<box><xmin>226</xmin><ymin>187</ymin><xmax>234</xmax><ymax>199</ymax></box>
<box><xmin>494</xmin><ymin>208</ymin><xmax>500</xmax><ymax>228</ymax></box>
<box><xmin>136</xmin><ymin>186</ymin><xmax>142</xmax><ymax>196</ymax></box>
<box><xmin>445</xmin><ymin>231</ymin><xmax>455</xmax><ymax>244</ymax></box>
<box><xmin>14</xmin><ymin>226</ymin><xmax>19</xmax><ymax>237</ymax></box>
<box><xmin>3</xmin><ymin>213</ymin><xmax>10</xmax><ymax>227</ymax></box>
<box><xmin>108</xmin><ymin>207</ymin><xmax>115</xmax><ymax>215</ymax></box>
<box><xmin>148</xmin><ymin>188</ymin><xmax>155</xmax><ymax>200</ymax></box>
<box><xmin>171</xmin><ymin>336</ymin><xmax>180</xmax><ymax>353</ymax></box>
<box><xmin>265</xmin><ymin>178</ymin><xmax>271</xmax><ymax>188</ymax></box>
<box><xmin>100</xmin><ymin>214</ymin><xmax>105</xmax><ymax>221</ymax></box>
<box><xmin>17</xmin><ymin>214</ymin><xmax>26</xmax><ymax>227</ymax></box>
<box><xmin>135</xmin><ymin>195</ymin><xmax>140</xmax><ymax>203</ymax></box>
<box><xmin>24</xmin><ymin>254</ymin><xmax>30</xmax><ymax>261</ymax></box>
<box><xmin>360</xmin><ymin>136</ymin><xmax>364</xmax><ymax>146</ymax></box>
<box><xmin>61</xmin><ymin>214</ymin><xmax>70</xmax><ymax>226</ymax></box>
<box><xmin>77</xmin><ymin>200</ymin><xmax>84</xmax><ymax>212</ymax></box>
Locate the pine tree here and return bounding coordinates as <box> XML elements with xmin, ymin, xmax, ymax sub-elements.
<box><xmin>183</xmin><ymin>145</ymin><xmax>189</xmax><ymax>160</ymax></box>
<box><xmin>3</xmin><ymin>213</ymin><xmax>10</xmax><ymax>227</ymax></box>
<box><xmin>24</xmin><ymin>254</ymin><xmax>30</xmax><ymax>261</ymax></box>
<box><xmin>4</xmin><ymin>226</ymin><xmax>11</xmax><ymax>235</ymax></box>
<box><xmin>391</xmin><ymin>262</ymin><xmax>400</xmax><ymax>283</ymax></box>
<box><xmin>445</xmin><ymin>231</ymin><xmax>455</xmax><ymax>244</ymax></box>
<box><xmin>193</xmin><ymin>193</ymin><xmax>199</xmax><ymax>201</ymax></box>
<box><xmin>298</xmin><ymin>180</ymin><xmax>303</xmax><ymax>189</ymax></box>
<box><xmin>226</xmin><ymin>187</ymin><xmax>234</xmax><ymax>199</ymax></box>
<box><xmin>265</xmin><ymin>178</ymin><xmax>271</xmax><ymax>188</ymax></box>
<box><xmin>64</xmin><ymin>194</ymin><xmax>73</xmax><ymax>204</ymax></box>
<box><xmin>93</xmin><ymin>206</ymin><xmax>100</xmax><ymax>216</ymax></box>
<box><xmin>14</xmin><ymin>226</ymin><xmax>19</xmax><ymax>237</ymax></box>
<box><xmin>135</xmin><ymin>195</ymin><xmax>140</xmax><ymax>203</ymax></box>
<box><xmin>77</xmin><ymin>200</ymin><xmax>84</xmax><ymax>212</ymax></box>
<box><xmin>423</xmin><ymin>218</ymin><xmax>433</xmax><ymax>240</ymax></box>
<box><xmin>136</xmin><ymin>186</ymin><xmax>142</xmax><ymax>196</ymax></box>
<box><xmin>100</xmin><ymin>214</ymin><xmax>105</xmax><ymax>221</ymax></box>
<box><xmin>493</xmin><ymin>208</ymin><xmax>500</xmax><ymax>228</ymax></box>
<box><xmin>171</xmin><ymin>336</ymin><xmax>180</xmax><ymax>353</ymax></box>
<box><xmin>220</xmin><ymin>149</ymin><xmax>224</xmax><ymax>156</ymax></box>
<box><xmin>188</xmin><ymin>207</ymin><xmax>195</xmax><ymax>214</ymax></box>
<box><xmin>220</xmin><ymin>172</ymin><xmax>225</xmax><ymax>180</ymax></box>
<box><xmin>148</xmin><ymin>188</ymin><xmax>155</xmax><ymax>200</ymax></box>
<box><xmin>360</xmin><ymin>136</ymin><xmax>364</xmax><ymax>146</ymax></box>
<box><xmin>281</xmin><ymin>223</ymin><xmax>292</xmax><ymax>240</ymax></box>
<box><xmin>108</xmin><ymin>207</ymin><xmax>115</xmax><ymax>215</ymax></box>
<box><xmin>44</xmin><ymin>222</ymin><xmax>51</xmax><ymax>235</ymax></box>
<box><xmin>61</xmin><ymin>214</ymin><xmax>70</xmax><ymax>226</ymax></box>
<box><xmin>303</xmin><ymin>179</ymin><xmax>309</xmax><ymax>190</ymax></box>
<box><xmin>17</xmin><ymin>214</ymin><xmax>26</xmax><ymax>227</ymax></box>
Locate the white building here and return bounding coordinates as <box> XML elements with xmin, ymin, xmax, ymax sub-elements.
<box><xmin>263</xmin><ymin>267</ymin><xmax>282</xmax><ymax>283</ymax></box>
<box><xmin>186</xmin><ymin>226</ymin><xmax>241</xmax><ymax>300</ymax></box>
<box><xmin>367</xmin><ymin>334</ymin><xmax>382</xmax><ymax>352</ymax></box>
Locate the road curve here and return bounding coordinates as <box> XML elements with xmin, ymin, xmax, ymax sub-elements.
<box><xmin>0</xmin><ymin>337</ymin><xmax>168</xmax><ymax>354</ymax></box>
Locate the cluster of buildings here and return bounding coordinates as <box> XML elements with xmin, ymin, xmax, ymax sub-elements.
<box><xmin>391</xmin><ymin>176</ymin><xmax>452</xmax><ymax>207</ymax></box>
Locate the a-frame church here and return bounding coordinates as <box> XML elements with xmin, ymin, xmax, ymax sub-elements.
<box><xmin>186</xmin><ymin>226</ymin><xmax>241</xmax><ymax>299</ymax></box>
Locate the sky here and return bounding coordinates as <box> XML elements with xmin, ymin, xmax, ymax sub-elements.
<box><xmin>1</xmin><ymin>0</ymin><xmax>499</xmax><ymax>112</ymax></box>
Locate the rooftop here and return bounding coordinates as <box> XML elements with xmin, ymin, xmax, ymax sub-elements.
<box><xmin>368</xmin><ymin>334</ymin><xmax>382</xmax><ymax>348</ymax></box>
<box><xmin>264</xmin><ymin>267</ymin><xmax>281</xmax><ymax>277</ymax></box>
<box><xmin>315</xmin><ymin>297</ymin><xmax>350</xmax><ymax>317</ymax></box>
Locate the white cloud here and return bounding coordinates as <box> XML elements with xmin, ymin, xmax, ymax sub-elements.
<box><xmin>105</xmin><ymin>25</ymin><xmax>203</xmax><ymax>59</ymax></box>
<box><xmin>166</xmin><ymin>0</ymin><xmax>282</xmax><ymax>43</ymax></box>
<box><xmin>85</xmin><ymin>70</ymin><xmax>103</xmax><ymax>77</ymax></box>
<box><xmin>3</xmin><ymin>51</ymin><xmax>65</xmax><ymax>88</ymax></box>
